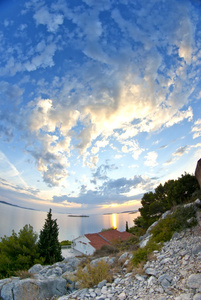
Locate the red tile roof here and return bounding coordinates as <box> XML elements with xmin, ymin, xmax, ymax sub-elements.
<box><xmin>99</xmin><ymin>229</ymin><xmax>132</xmax><ymax>242</ymax></box>
<box><xmin>85</xmin><ymin>233</ymin><xmax>111</xmax><ymax>250</ymax></box>
<box><xmin>85</xmin><ymin>229</ymin><xmax>132</xmax><ymax>250</ymax></box>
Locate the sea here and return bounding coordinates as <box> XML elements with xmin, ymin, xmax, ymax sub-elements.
<box><xmin>0</xmin><ymin>203</ymin><xmax>140</xmax><ymax>242</ymax></box>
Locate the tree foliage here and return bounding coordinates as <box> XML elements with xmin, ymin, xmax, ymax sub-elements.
<box><xmin>133</xmin><ymin>173</ymin><xmax>199</xmax><ymax>231</ymax></box>
<box><xmin>38</xmin><ymin>209</ymin><xmax>62</xmax><ymax>264</ymax></box>
<box><xmin>0</xmin><ymin>225</ymin><xmax>42</xmax><ymax>278</ymax></box>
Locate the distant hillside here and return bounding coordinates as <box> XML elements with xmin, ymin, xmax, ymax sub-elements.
<box><xmin>0</xmin><ymin>200</ymin><xmax>38</xmax><ymax>211</ymax></box>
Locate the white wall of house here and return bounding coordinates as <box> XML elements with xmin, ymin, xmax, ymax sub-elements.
<box><xmin>72</xmin><ymin>235</ymin><xmax>95</xmax><ymax>255</ymax></box>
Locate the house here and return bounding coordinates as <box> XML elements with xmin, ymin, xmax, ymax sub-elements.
<box><xmin>72</xmin><ymin>229</ymin><xmax>133</xmax><ymax>255</ymax></box>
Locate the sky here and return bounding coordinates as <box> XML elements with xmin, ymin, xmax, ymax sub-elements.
<box><xmin>0</xmin><ymin>0</ymin><xmax>201</xmax><ymax>215</ymax></box>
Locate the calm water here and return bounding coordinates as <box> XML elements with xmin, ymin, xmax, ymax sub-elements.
<box><xmin>0</xmin><ymin>203</ymin><xmax>139</xmax><ymax>242</ymax></box>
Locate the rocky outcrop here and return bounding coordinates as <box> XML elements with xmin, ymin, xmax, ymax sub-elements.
<box><xmin>0</xmin><ymin>257</ymin><xmax>82</xmax><ymax>300</ymax></box>
<box><xmin>195</xmin><ymin>158</ymin><xmax>201</xmax><ymax>188</ymax></box>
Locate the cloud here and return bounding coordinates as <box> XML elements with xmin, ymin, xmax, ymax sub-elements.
<box><xmin>33</xmin><ymin>6</ymin><xmax>64</xmax><ymax>33</ymax></box>
<box><xmin>163</xmin><ymin>143</ymin><xmax>201</xmax><ymax>166</ymax></box>
<box><xmin>91</xmin><ymin>162</ymin><xmax>118</xmax><ymax>183</ymax></box>
<box><xmin>173</xmin><ymin>146</ymin><xmax>188</xmax><ymax>157</ymax></box>
<box><xmin>0</xmin><ymin>81</ymin><xmax>23</xmax><ymax>104</ymax></box>
<box><xmin>144</xmin><ymin>151</ymin><xmax>158</xmax><ymax>167</ymax></box>
<box><xmin>53</xmin><ymin>174</ymin><xmax>152</xmax><ymax>206</ymax></box>
<box><xmin>0</xmin><ymin>0</ymin><xmax>200</xmax><ymax>193</ymax></box>
<box><xmin>0</xmin><ymin>177</ymin><xmax>46</xmax><ymax>210</ymax></box>
<box><xmin>0</xmin><ymin>151</ymin><xmax>27</xmax><ymax>187</ymax></box>
<box><xmin>192</xmin><ymin>119</ymin><xmax>201</xmax><ymax>139</ymax></box>
<box><xmin>165</xmin><ymin>107</ymin><xmax>193</xmax><ymax>127</ymax></box>
<box><xmin>24</xmin><ymin>43</ymin><xmax>57</xmax><ymax>71</ymax></box>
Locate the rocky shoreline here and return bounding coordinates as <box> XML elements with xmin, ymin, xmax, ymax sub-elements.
<box><xmin>1</xmin><ymin>204</ymin><xmax>201</xmax><ymax>300</ymax></box>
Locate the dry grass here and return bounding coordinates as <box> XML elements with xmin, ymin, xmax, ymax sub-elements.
<box><xmin>131</xmin><ymin>261</ymin><xmax>146</xmax><ymax>276</ymax></box>
<box><xmin>76</xmin><ymin>259</ymin><xmax>113</xmax><ymax>288</ymax></box>
<box><xmin>15</xmin><ymin>270</ymin><xmax>34</xmax><ymax>279</ymax></box>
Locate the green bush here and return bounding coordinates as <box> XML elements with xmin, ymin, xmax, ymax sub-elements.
<box><xmin>76</xmin><ymin>260</ymin><xmax>112</xmax><ymax>288</ymax></box>
<box><xmin>0</xmin><ymin>225</ymin><xmax>44</xmax><ymax>278</ymax></box>
<box><xmin>60</xmin><ymin>240</ymin><xmax>71</xmax><ymax>246</ymax></box>
<box><xmin>132</xmin><ymin>248</ymin><xmax>148</xmax><ymax>266</ymax></box>
<box><xmin>132</xmin><ymin>240</ymin><xmax>160</xmax><ymax>267</ymax></box>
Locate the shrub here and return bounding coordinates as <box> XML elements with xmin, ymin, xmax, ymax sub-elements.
<box><xmin>76</xmin><ymin>260</ymin><xmax>112</xmax><ymax>288</ymax></box>
<box><xmin>151</xmin><ymin>205</ymin><xmax>197</xmax><ymax>244</ymax></box>
<box><xmin>114</xmin><ymin>236</ymin><xmax>139</xmax><ymax>252</ymax></box>
<box><xmin>93</xmin><ymin>244</ymin><xmax>119</xmax><ymax>257</ymax></box>
<box><xmin>132</xmin><ymin>241</ymin><xmax>160</xmax><ymax>267</ymax></box>
<box><xmin>60</xmin><ymin>240</ymin><xmax>71</xmax><ymax>246</ymax></box>
<box><xmin>132</xmin><ymin>247</ymin><xmax>148</xmax><ymax>266</ymax></box>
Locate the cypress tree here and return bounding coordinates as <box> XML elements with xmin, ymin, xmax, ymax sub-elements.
<box><xmin>38</xmin><ymin>209</ymin><xmax>62</xmax><ymax>264</ymax></box>
<box><xmin>126</xmin><ymin>221</ymin><xmax>129</xmax><ymax>232</ymax></box>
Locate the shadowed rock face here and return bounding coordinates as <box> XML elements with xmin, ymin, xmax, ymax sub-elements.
<box><xmin>195</xmin><ymin>159</ymin><xmax>201</xmax><ymax>189</ymax></box>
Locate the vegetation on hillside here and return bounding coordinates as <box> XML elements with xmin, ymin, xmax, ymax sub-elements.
<box><xmin>130</xmin><ymin>173</ymin><xmax>199</xmax><ymax>233</ymax></box>
<box><xmin>132</xmin><ymin>204</ymin><xmax>197</xmax><ymax>267</ymax></box>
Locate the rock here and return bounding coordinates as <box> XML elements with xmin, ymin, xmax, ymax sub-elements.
<box><xmin>139</xmin><ymin>234</ymin><xmax>152</xmax><ymax>248</ymax></box>
<box><xmin>46</xmin><ymin>266</ymin><xmax>63</xmax><ymax>277</ymax></box>
<box><xmin>195</xmin><ymin>158</ymin><xmax>201</xmax><ymax>188</ymax></box>
<box><xmin>158</xmin><ymin>274</ymin><xmax>173</xmax><ymax>288</ymax></box>
<box><xmin>101</xmin><ymin>285</ymin><xmax>107</xmax><ymax>294</ymax></box>
<box><xmin>195</xmin><ymin>198</ymin><xmax>201</xmax><ymax>208</ymax></box>
<box><xmin>145</xmin><ymin>268</ymin><xmax>157</xmax><ymax>276</ymax></box>
<box><xmin>118</xmin><ymin>291</ymin><xmax>126</xmax><ymax>299</ymax></box>
<box><xmin>161</xmin><ymin>210</ymin><xmax>171</xmax><ymax>219</ymax></box>
<box><xmin>28</xmin><ymin>264</ymin><xmax>43</xmax><ymax>274</ymax></box>
<box><xmin>192</xmin><ymin>243</ymin><xmax>201</xmax><ymax>254</ymax></box>
<box><xmin>107</xmin><ymin>256</ymin><xmax>116</xmax><ymax>265</ymax></box>
<box><xmin>1</xmin><ymin>281</ymin><xmax>17</xmax><ymax>300</ymax></box>
<box><xmin>187</xmin><ymin>273</ymin><xmax>201</xmax><ymax>288</ymax></box>
<box><xmin>98</xmin><ymin>279</ymin><xmax>107</xmax><ymax>289</ymax></box>
<box><xmin>90</xmin><ymin>256</ymin><xmax>109</xmax><ymax>265</ymax></box>
<box><xmin>118</xmin><ymin>252</ymin><xmax>129</xmax><ymax>262</ymax></box>
<box><xmin>1</xmin><ymin>277</ymin><xmax>67</xmax><ymax>300</ymax></box>
<box><xmin>135</xmin><ymin>274</ymin><xmax>145</xmax><ymax>281</ymax></box>
<box><xmin>194</xmin><ymin>294</ymin><xmax>201</xmax><ymax>300</ymax></box>
<box><xmin>175</xmin><ymin>293</ymin><xmax>193</xmax><ymax>300</ymax></box>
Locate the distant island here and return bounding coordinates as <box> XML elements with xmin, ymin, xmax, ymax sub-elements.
<box><xmin>0</xmin><ymin>200</ymin><xmax>38</xmax><ymax>211</ymax></box>
<box><xmin>68</xmin><ymin>214</ymin><xmax>89</xmax><ymax>217</ymax></box>
<box><xmin>103</xmin><ymin>210</ymin><xmax>138</xmax><ymax>215</ymax></box>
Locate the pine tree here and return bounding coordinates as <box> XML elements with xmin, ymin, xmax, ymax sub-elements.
<box><xmin>38</xmin><ymin>209</ymin><xmax>62</xmax><ymax>264</ymax></box>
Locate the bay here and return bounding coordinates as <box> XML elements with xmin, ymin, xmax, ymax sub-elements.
<box><xmin>0</xmin><ymin>203</ymin><xmax>140</xmax><ymax>242</ymax></box>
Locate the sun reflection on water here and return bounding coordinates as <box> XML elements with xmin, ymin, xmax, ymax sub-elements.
<box><xmin>112</xmin><ymin>213</ymin><xmax>117</xmax><ymax>229</ymax></box>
